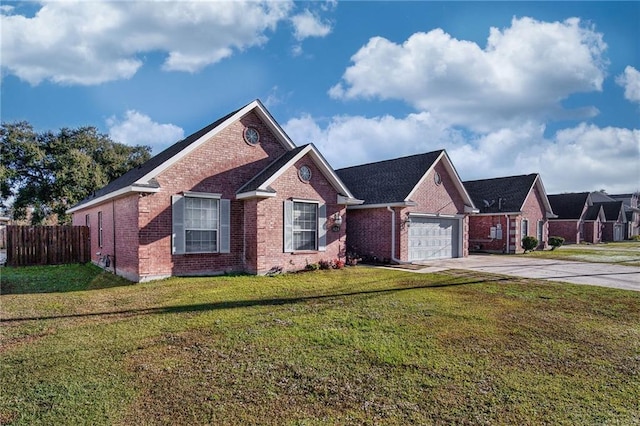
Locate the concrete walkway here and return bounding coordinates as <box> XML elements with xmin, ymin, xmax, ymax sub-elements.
<box><xmin>412</xmin><ymin>255</ymin><xmax>640</xmax><ymax>292</ymax></box>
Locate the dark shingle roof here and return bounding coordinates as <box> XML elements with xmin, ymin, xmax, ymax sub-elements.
<box><xmin>547</xmin><ymin>192</ymin><xmax>590</xmax><ymax>219</ymax></box>
<box><xmin>594</xmin><ymin>201</ymin><xmax>624</xmax><ymax>222</ymax></box>
<box><xmin>463</xmin><ymin>174</ymin><xmax>538</xmax><ymax>214</ymax></box>
<box><xmin>335</xmin><ymin>150</ymin><xmax>443</xmax><ymax>205</ymax></box>
<box><xmin>72</xmin><ymin>107</ymin><xmax>242</xmax><ymax>208</ymax></box>
<box><xmin>237</xmin><ymin>145</ymin><xmax>308</xmax><ymax>194</ymax></box>
<box><xmin>583</xmin><ymin>204</ymin><xmax>603</xmax><ymax>221</ymax></box>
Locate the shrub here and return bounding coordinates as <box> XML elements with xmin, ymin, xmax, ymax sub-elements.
<box><xmin>305</xmin><ymin>263</ymin><xmax>319</xmax><ymax>271</ymax></box>
<box><xmin>332</xmin><ymin>259</ymin><xmax>345</xmax><ymax>269</ymax></box>
<box><xmin>549</xmin><ymin>236</ymin><xmax>565</xmax><ymax>250</ymax></box>
<box><xmin>318</xmin><ymin>259</ymin><xmax>332</xmax><ymax>270</ymax></box>
<box><xmin>521</xmin><ymin>236</ymin><xmax>539</xmax><ymax>253</ymax></box>
<box><xmin>631</xmin><ymin>235</ymin><xmax>640</xmax><ymax>242</ymax></box>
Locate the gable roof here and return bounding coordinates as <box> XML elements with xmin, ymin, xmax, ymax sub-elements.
<box><xmin>583</xmin><ymin>204</ymin><xmax>605</xmax><ymax>221</ymax></box>
<box><xmin>335</xmin><ymin>150</ymin><xmax>475</xmax><ymax>210</ymax></box>
<box><xmin>547</xmin><ymin>192</ymin><xmax>591</xmax><ymax>220</ymax></box>
<box><xmin>236</xmin><ymin>144</ymin><xmax>361</xmax><ymax>204</ymax></box>
<box><xmin>68</xmin><ymin>99</ymin><xmax>296</xmax><ymax>213</ymax></box>
<box><xmin>590</xmin><ymin>191</ymin><xmax>617</xmax><ymax>203</ymax></box>
<box><xmin>594</xmin><ymin>201</ymin><xmax>626</xmax><ymax>223</ymax></box>
<box><xmin>463</xmin><ymin>173</ymin><xmax>554</xmax><ymax>216</ymax></box>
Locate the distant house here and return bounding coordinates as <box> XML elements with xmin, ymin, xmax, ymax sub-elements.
<box><xmin>336</xmin><ymin>150</ymin><xmax>477</xmax><ymax>263</ymax></box>
<box><xmin>463</xmin><ymin>174</ymin><xmax>556</xmax><ymax>253</ymax></box>
<box><xmin>593</xmin><ymin>192</ymin><xmax>639</xmax><ymax>240</ymax></box>
<box><xmin>547</xmin><ymin>192</ymin><xmax>607</xmax><ymax>244</ymax></box>
<box><xmin>68</xmin><ymin>100</ymin><xmax>361</xmax><ymax>282</ymax></box>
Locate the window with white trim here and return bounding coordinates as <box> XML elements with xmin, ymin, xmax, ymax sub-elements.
<box><xmin>293</xmin><ymin>202</ymin><xmax>317</xmax><ymax>251</ymax></box>
<box><xmin>537</xmin><ymin>220</ymin><xmax>544</xmax><ymax>244</ymax></box>
<box><xmin>284</xmin><ymin>200</ymin><xmax>326</xmax><ymax>252</ymax></box>
<box><xmin>172</xmin><ymin>193</ymin><xmax>230</xmax><ymax>254</ymax></box>
<box><xmin>521</xmin><ymin>219</ymin><xmax>529</xmax><ymax>238</ymax></box>
<box><xmin>98</xmin><ymin>211</ymin><xmax>103</xmax><ymax>248</ymax></box>
<box><xmin>185</xmin><ymin>197</ymin><xmax>219</xmax><ymax>253</ymax></box>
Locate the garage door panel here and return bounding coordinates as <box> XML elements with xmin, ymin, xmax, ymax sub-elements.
<box><xmin>408</xmin><ymin>217</ymin><xmax>459</xmax><ymax>261</ymax></box>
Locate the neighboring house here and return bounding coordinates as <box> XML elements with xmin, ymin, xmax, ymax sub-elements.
<box><xmin>593</xmin><ymin>201</ymin><xmax>627</xmax><ymax>242</ymax></box>
<box><xmin>593</xmin><ymin>192</ymin><xmax>639</xmax><ymax>240</ymax></box>
<box><xmin>547</xmin><ymin>192</ymin><xmax>602</xmax><ymax>244</ymax></box>
<box><xmin>336</xmin><ymin>150</ymin><xmax>477</xmax><ymax>263</ymax></box>
<box><xmin>463</xmin><ymin>174</ymin><xmax>556</xmax><ymax>253</ymax></box>
<box><xmin>68</xmin><ymin>100</ymin><xmax>361</xmax><ymax>282</ymax></box>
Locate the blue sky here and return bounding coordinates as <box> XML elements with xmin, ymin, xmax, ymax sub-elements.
<box><xmin>2</xmin><ymin>1</ymin><xmax>639</xmax><ymax>194</ymax></box>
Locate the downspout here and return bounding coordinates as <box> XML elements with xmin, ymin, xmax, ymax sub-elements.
<box><xmin>112</xmin><ymin>200</ymin><xmax>117</xmax><ymax>275</ymax></box>
<box><xmin>387</xmin><ymin>206</ymin><xmax>408</xmax><ymax>264</ymax></box>
<box><xmin>505</xmin><ymin>215</ymin><xmax>510</xmax><ymax>254</ymax></box>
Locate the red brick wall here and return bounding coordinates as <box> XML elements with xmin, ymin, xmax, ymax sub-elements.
<box><xmin>71</xmin><ymin>195</ymin><xmax>140</xmax><ymax>281</ymax></box>
<box><xmin>519</xmin><ymin>187</ymin><xmax>549</xmax><ymax>251</ymax></box>
<box><xmin>583</xmin><ymin>220</ymin><xmax>602</xmax><ymax>243</ymax></box>
<box><xmin>345</xmin><ymin>208</ymin><xmax>392</xmax><ymax>262</ymax></box>
<box><xmin>255</xmin><ymin>156</ymin><xmax>346</xmax><ymax>273</ymax></box>
<box><xmin>468</xmin><ymin>215</ymin><xmax>509</xmax><ymax>253</ymax></box>
<box><xmin>548</xmin><ymin>220</ymin><xmax>581</xmax><ymax>245</ymax></box>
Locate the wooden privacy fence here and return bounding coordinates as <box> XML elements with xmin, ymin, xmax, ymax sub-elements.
<box><xmin>6</xmin><ymin>225</ymin><xmax>90</xmax><ymax>266</ymax></box>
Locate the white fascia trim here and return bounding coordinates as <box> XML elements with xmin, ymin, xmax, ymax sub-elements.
<box><xmin>236</xmin><ymin>190</ymin><xmax>277</xmax><ymax>200</ymax></box>
<box><xmin>134</xmin><ymin>100</ymin><xmax>296</xmax><ymax>188</ymax></box>
<box><xmin>347</xmin><ymin>201</ymin><xmax>417</xmax><ymax>210</ymax></box>
<box><xmin>337</xmin><ymin>195</ymin><xmax>364</xmax><ymax>205</ymax></box>
<box><xmin>66</xmin><ymin>185</ymin><xmax>159</xmax><ymax>214</ymax></box>
<box><xmin>471</xmin><ymin>211</ymin><xmax>522</xmax><ymax>216</ymax></box>
<box><xmin>408</xmin><ymin>212</ymin><xmax>465</xmax><ymax>219</ymax></box>
<box><xmin>258</xmin><ymin>144</ymin><xmax>358</xmax><ymax>200</ymax></box>
<box><xmin>183</xmin><ymin>191</ymin><xmax>222</xmax><ymax>199</ymax></box>
<box><xmin>549</xmin><ymin>218</ymin><xmax>581</xmax><ymax>221</ymax></box>
<box><xmin>465</xmin><ymin>205</ymin><xmax>481</xmax><ymax>214</ymax></box>
<box><xmin>292</xmin><ymin>198</ymin><xmax>320</xmax><ymax>204</ymax></box>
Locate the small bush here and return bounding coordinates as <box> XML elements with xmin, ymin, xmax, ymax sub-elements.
<box><xmin>305</xmin><ymin>263</ymin><xmax>319</xmax><ymax>271</ymax></box>
<box><xmin>332</xmin><ymin>259</ymin><xmax>345</xmax><ymax>269</ymax></box>
<box><xmin>631</xmin><ymin>235</ymin><xmax>640</xmax><ymax>242</ymax></box>
<box><xmin>522</xmin><ymin>236</ymin><xmax>539</xmax><ymax>253</ymax></box>
<box><xmin>549</xmin><ymin>236</ymin><xmax>565</xmax><ymax>250</ymax></box>
<box><xmin>318</xmin><ymin>259</ymin><xmax>332</xmax><ymax>270</ymax></box>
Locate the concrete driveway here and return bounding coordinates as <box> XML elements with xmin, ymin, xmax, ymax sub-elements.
<box><xmin>414</xmin><ymin>255</ymin><xmax>640</xmax><ymax>292</ymax></box>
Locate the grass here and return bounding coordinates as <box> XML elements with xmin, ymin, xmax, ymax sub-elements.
<box><xmin>527</xmin><ymin>241</ymin><xmax>640</xmax><ymax>266</ymax></box>
<box><xmin>1</xmin><ymin>264</ymin><xmax>639</xmax><ymax>425</ymax></box>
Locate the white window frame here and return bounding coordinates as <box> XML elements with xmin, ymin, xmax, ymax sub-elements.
<box><xmin>284</xmin><ymin>200</ymin><xmax>326</xmax><ymax>252</ymax></box>
<box><xmin>185</xmin><ymin>196</ymin><xmax>220</xmax><ymax>253</ymax></box>
<box><xmin>98</xmin><ymin>211</ymin><xmax>103</xmax><ymax>248</ymax></box>
<box><xmin>537</xmin><ymin>220</ymin><xmax>544</xmax><ymax>244</ymax></box>
<box><xmin>521</xmin><ymin>219</ymin><xmax>529</xmax><ymax>238</ymax></box>
<box><xmin>172</xmin><ymin>193</ymin><xmax>230</xmax><ymax>255</ymax></box>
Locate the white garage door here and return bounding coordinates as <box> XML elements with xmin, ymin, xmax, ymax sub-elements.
<box><xmin>408</xmin><ymin>217</ymin><xmax>459</xmax><ymax>261</ymax></box>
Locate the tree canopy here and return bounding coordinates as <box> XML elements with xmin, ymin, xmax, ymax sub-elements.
<box><xmin>1</xmin><ymin>121</ymin><xmax>152</xmax><ymax>224</ymax></box>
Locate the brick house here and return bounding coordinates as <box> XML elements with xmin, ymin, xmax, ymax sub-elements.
<box><xmin>608</xmin><ymin>193</ymin><xmax>640</xmax><ymax>239</ymax></box>
<box><xmin>68</xmin><ymin>100</ymin><xmax>361</xmax><ymax>281</ymax></box>
<box><xmin>590</xmin><ymin>192</ymin><xmax>631</xmax><ymax>241</ymax></box>
<box><xmin>547</xmin><ymin>192</ymin><xmax>602</xmax><ymax>244</ymax></box>
<box><xmin>463</xmin><ymin>174</ymin><xmax>556</xmax><ymax>253</ymax></box>
<box><xmin>336</xmin><ymin>150</ymin><xmax>477</xmax><ymax>263</ymax></box>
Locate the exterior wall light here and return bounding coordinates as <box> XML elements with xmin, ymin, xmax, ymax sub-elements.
<box><xmin>332</xmin><ymin>212</ymin><xmax>343</xmax><ymax>232</ymax></box>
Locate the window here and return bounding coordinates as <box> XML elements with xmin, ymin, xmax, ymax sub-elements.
<box><xmin>537</xmin><ymin>221</ymin><xmax>544</xmax><ymax>244</ymax></box>
<box><xmin>172</xmin><ymin>193</ymin><xmax>230</xmax><ymax>255</ymax></box>
<box><xmin>293</xmin><ymin>202</ymin><xmax>317</xmax><ymax>250</ymax></box>
<box><xmin>284</xmin><ymin>200</ymin><xmax>326</xmax><ymax>252</ymax></box>
<box><xmin>85</xmin><ymin>214</ymin><xmax>90</xmax><ymax>227</ymax></box>
<box><xmin>521</xmin><ymin>219</ymin><xmax>529</xmax><ymax>238</ymax></box>
<box><xmin>185</xmin><ymin>197</ymin><xmax>219</xmax><ymax>253</ymax></box>
<box><xmin>98</xmin><ymin>211</ymin><xmax>103</xmax><ymax>247</ymax></box>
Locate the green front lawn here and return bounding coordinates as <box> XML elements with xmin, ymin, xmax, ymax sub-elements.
<box><xmin>528</xmin><ymin>241</ymin><xmax>640</xmax><ymax>266</ymax></box>
<box><xmin>1</xmin><ymin>264</ymin><xmax>639</xmax><ymax>425</ymax></box>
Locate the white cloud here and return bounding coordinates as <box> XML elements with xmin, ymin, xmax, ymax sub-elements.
<box><xmin>291</xmin><ymin>9</ymin><xmax>332</xmax><ymax>41</ymax></box>
<box><xmin>107</xmin><ymin>110</ymin><xmax>184</xmax><ymax>154</ymax></box>
<box><xmin>330</xmin><ymin>17</ymin><xmax>607</xmax><ymax>132</ymax></box>
<box><xmin>616</xmin><ymin>66</ymin><xmax>640</xmax><ymax>103</ymax></box>
<box><xmin>1</xmin><ymin>0</ymin><xmax>293</xmax><ymax>85</ymax></box>
<box><xmin>285</xmin><ymin>113</ymin><xmax>639</xmax><ymax>194</ymax></box>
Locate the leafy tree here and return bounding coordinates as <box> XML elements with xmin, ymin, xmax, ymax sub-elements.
<box><xmin>1</xmin><ymin>121</ymin><xmax>151</xmax><ymax>224</ymax></box>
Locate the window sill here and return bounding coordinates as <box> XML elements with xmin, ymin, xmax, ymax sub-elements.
<box><xmin>290</xmin><ymin>250</ymin><xmax>318</xmax><ymax>255</ymax></box>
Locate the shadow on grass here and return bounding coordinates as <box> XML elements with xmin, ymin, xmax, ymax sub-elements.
<box><xmin>1</xmin><ymin>275</ymin><xmax>508</xmax><ymax>323</ymax></box>
<box><xmin>0</xmin><ymin>263</ymin><xmax>134</xmax><ymax>295</ymax></box>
